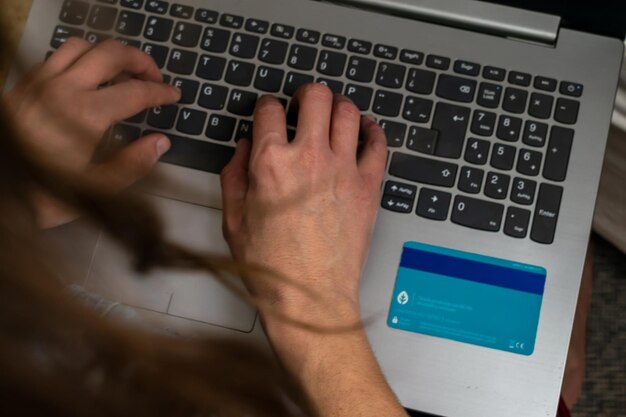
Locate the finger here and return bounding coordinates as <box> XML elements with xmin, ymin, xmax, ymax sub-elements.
<box><xmin>39</xmin><ymin>37</ymin><xmax>93</xmax><ymax>80</ymax></box>
<box><xmin>221</xmin><ymin>139</ymin><xmax>252</xmax><ymax>237</ymax></box>
<box><xmin>94</xmin><ymin>79</ymin><xmax>181</xmax><ymax>124</ymax></box>
<box><xmin>251</xmin><ymin>95</ymin><xmax>287</xmax><ymax>159</ymax></box>
<box><xmin>65</xmin><ymin>39</ymin><xmax>163</xmax><ymax>88</ymax></box>
<box><xmin>357</xmin><ymin>116</ymin><xmax>388</xmax><ymax>190</ymax></box>
<box><xmin>329</xmin><ymin>95</ymin><xmax>361</xmax><ymax>158</ymax></box>
<box><xmin>87</xmin><ymin>133</ymin><xmax>171</xmax><ymax>191</ymax></box>
<box><xmin>290</xmin><ymin>83</ymin><xmax>334</xmax><ymax>147</ymax></box>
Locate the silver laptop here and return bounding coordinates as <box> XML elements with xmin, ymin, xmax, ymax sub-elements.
<box><xmin>6</xmin><ymin>0</ymin><xmax>625</xmax><ymax>416</ymax></box>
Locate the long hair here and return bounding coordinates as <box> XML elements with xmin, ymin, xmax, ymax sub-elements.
<box><xmin>0</xmin><ymin>20</ymin><xmax>314</xmax><ymax>417</ymax></box>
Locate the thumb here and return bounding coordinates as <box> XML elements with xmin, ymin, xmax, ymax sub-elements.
<box><xmin>220</xmin><ymin>139</ymin><xmax>251</xmax><ymax>250</ymax></box>
<box><xmin>87</xmin><ymin>133</ymin><xmax>170</xmax><ymax>192</ymax></box>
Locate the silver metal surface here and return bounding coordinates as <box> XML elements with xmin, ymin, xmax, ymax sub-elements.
<box><xmin>6</xmin><ymin>0</ymin><xmax>624</xmax><ymax>416</ymax></box>
<box><xmin>324</xmin><ymin>0</ymin><xmax>561</xmax><ymax>44</ymax></box>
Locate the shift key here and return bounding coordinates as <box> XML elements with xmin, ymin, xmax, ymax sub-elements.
<box><xmin>389</xmin><ymin>152</ymin><xmax>458</xmax><ymax>187</ymax></box>
<box><xmin>432</xmin><ymin>102</ymin><xmax>471</xmax><ymax>158</ymax></box>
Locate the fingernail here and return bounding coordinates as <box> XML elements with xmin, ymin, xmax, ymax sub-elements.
<box><xmin>156</xmin><ymin>136</ymin><xmax>171</xmax><ymax>157</ymax></box>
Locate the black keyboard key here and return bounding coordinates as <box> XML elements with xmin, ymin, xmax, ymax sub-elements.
<box><xmin>554</xmin><ymin>98</ymin><xmax>579</xmax><ymax>124</ymax></box>
<box><xmin>508</xmin><ymin>71</ymin><xmax>531</xmax><ymax>86</ymax></box>
<box><xmin>496</xmin><ymin>115</ymin><xmax>522</xmax><ymax>142</ymax></box>
<box><xmin>317</xmin><ymin>78</ymin><xmax>344</xmax><ymax>94</ymax></box>
<box><xmin>476</xmin><ymin>82</ymin><xmax>502</xmax><ymax>108</ymax></box>
<box><xmin>406</xmin><ymin>68</ymin><xmax>436</xmax><ymax>95</ymax></box>
<box><xmin>544</xmin><ymin>126</ymin><xmax>573</xmax><ymax>181</ymax></box>
<box><xmin>389</xmin><ymin>152</ymin><xmax>457</xmax><ymax>188</ymax></box>
<box><xmin>374</xmin><ymin>44</ymin><xmax>398</xmax><ymax>60</ymax></box>
<box><xmin>385</xmin><ymin>181</ymin><xmax>418</xmax><ymax>200</ymax></box>
<box><xmin>236</xmin><ymin>120</ymin><xmax>253</xmax><ymax>141</ymax></box>
<box><xmin>522</xmin><ymin>120</ymin><xmax>548</xmax><ymax>147</ymax></box>
<box><xmin>227</xmin><ymin>89</ymin><xmax>258</xmax><ymax>116</ymax></box>
<box><xmin>288</xmin><ymin>44</ymin><xmax>318</xmax><ymax>70</ymax></box>
<box><xmin>451</xmin><ymin>195</ymin><xmax>504</xmax><ymax>232</ymax></box>
<box><xmin>296</xmin><ymin>28</ymin><xmax>320</xmax><ymax>44</ymax></box>
<box><xmin>400</xmin><ymin>49</ymin><xmax>424</xmax><ymax>65</ymax></box>
<box><xmin>484</xmin><ymin>172</ymin><xmax>510</xmax><ymax>200</ymax></box>
<box><xmin>176</xmin><ymin>108</ymin><xmax>207</xmax><ymax>135</ymax></box>
<box><xmin>121</xmin><ymin>0</ymin><xmax>143</xmax><ymax>9</ymax></box>
<box><xmin>206</xmin><ymin>114</ymin><xmax>236</xmax><ymax>141</ymax></box>
<box><xmin>317</xmin><ymin>50</ymin><xmax>347</xmax><ymax>76</ymax></box>
<box><xmin>87</xmin><ymin>6</ymin><xmax>118</xmax><ymax>31</ymax></box>
<box><xmin>347</xmin><ymin>56</ymin><xmax>376</xmax><ymax>83</ymax></box>
<box><xmin>147</xmin><ymin>105</ymin><xmax>178</xmax><ymax>129</ymax></box>
<box><xmin>284</xmin><ymin>72</ymin><xmax>314</xmax><ymax>96</ymax></box>
<box><xmin>454</xmin><ymin>60</ymin><xmax>480</xmax><ymax>76</ymax></box>
<box><xmin>195</xmin><ymin>8</ymin><xmax>218</xmax><ymax>24</ymax></box>
<box><xmin>482</xmin><ymin>66</ymin><xmax>506</xmax><ymax>81</ymax></box>
<box><xmin>172</xmin><ymin>77</ymin><xmax>199</xmax><ymax>104</ymax></box>
<box><xmin>322</xmin><ymin>34</ymin><xmax>346</xmax><ymax>49</ymax></box>
<box><xmin>220</xmin><ymin>14</ymin><xmax>244</xmax><ymax>29</ymax></box>
<box><xmin>376</xmin><ymin>62</ymin><xmax>406</xmax><ymax>89</ymax></box>
<box><xmin>258</xmin><ymin>39</ymin><xmax>288</xmax><ymax>65</ymax></box>
<box><xmin>382</xmin><ymin>195</ymin><xmax>414</xmax><ymax>213</ymax></box>
<box><xmin>167</xmin><ymin>49</ymin><xmax>197</xmax><ymax>75</ymax></box>
<box><xmin>458</xmin><ymin>166</ymin><xmax>484</xmax><ymax>194</ymax></box>
<box><xmin>51</xmin><ymin>25</ymin><xmax>85</xmax><ymax>48</ymax></box>
<box><xmin>348</xmin><ymin>39</ymin><xmax>372</xmax><ymax>54</ymax></box>
<box><xmin>146</xmin><ymin>0</ymin><xmax>169</xmax><ymax>15</ymax></box>
<box><xmin>245</xmin><ymin>19</ymin><xmax>269</xmax><ymax>34</ymax></box>
<box><xmin>150</xmin><ymin>132</ymin><xmax>235</xmax><ymax>173</ymax></box>
<box><xmin>528</xmin><ymin>93</ymin><xmax>554</xmax><ymax>119</ymax></box>
<box><xmin>407</xmin><ymin>126</ymin><xmax>438</xmax><ymax>155</ymax></box>
<box><xmin>345</xmin><ymin>84</ymin><xmax>373</xmax><ymax>111</ymax></box>
<box><xmin>511</xmin><ymin>177</ymin><xmax>536</xmax><ymax>206</ymax></box>
<box><xmin>560</xmin><ymin>81</ymin><xmax>583</xmax><ymax>97</ymax></box>
<box><xmin>426</xmin><ymin>54</ymin><xmax>450</xmax><ymax>70</ymax></box>
<box><xmin>116</xmin><ymin>37</ymin><xmax>140</xmax><ymax>47</ymax></box>
<box><xmin>144</xmin><ymin>16</ymin><xmax>173</xmax><ymax>42</ymax></box>
<box><xmin>502</xmin><ymin>87</ymin><xmax>528</xmax><ymax>114</ymax></box>
<box><xmin>196</xmin><ymin>54</ymin><xmax>226</xmax><ymax>80</ymax></box>
<box><xmin>491</xmin><ymin>144</ymin><xmax>516</xmax><ymax>171</ymax></box>
<box><xmin>504</xmin><ymin>207</ymin><xmax>531</xmax><ymax>238</ymax></box>
<box><xmin>531</xmin><ymin>183</ymin><xmax>563</xmax><ymax>244</ymax></box>
<box><xmin>198</xmin><ymin>83</ymin><xmax>228</xmax><ymax>110</ymax></box>
<box><xmin>517</xmin><ymin>149</ymin><xmax>542</xmax><ymax>176</ymax></box>
<box><xmin>417</xmin><ymin>188</ymin><xmax>452</xmax><ymax>221</ymax></box>
<box><xmin>230</xmin><ymin>33</ymin><xmax>260</xmax><ymax>59</ymax></box>
<box><xmin>201</xmin><ymin>27</ymin><xmax>231</xmax><ymax>53</ymax></box>
<box><xmin>225</xmin><ymin>60</ymin><xmax>255</xmax><ymax>86</ymax></box>
<box><xmin>436</xmin><ymin>74</ymin><xmax>476</xmax><ymax>103</ymax></box>
<box><xmin>470</xmin><ymin>110</ymin><xmax>496</xmax><ymax>136</ymax></box>
<box><xmin>534</xmin><ymin>76</ymin><xmax>557</xmax><ymax>92</ymax></box>
<box><xmin>373</xmin><ymin>90</ymin><xmax>403</xmax><ymax>117</ymax></box>
<box><xmin>170</xmin><ymin>3</ymin><xmax>193</xmax><ymax>19</ymax></box>
<box><xmin>116</xmin><ymin>11</ymin><xmax>146</xmax><ymax>36</ymax></box>
<box><xmin>431</xmin><ymin>102</ymin><xmax>470</xmax><ymax>158</ymax></box>
<box><xmin>271</xmin><ymin>23</ymin><xmax>294</xmax><ymax>39</ymax></box>
<box><xmin>172</xmin><ymin>22</ymin><xmax>202</xmax><ymax>47</ymax></box>
<box><xmin>254</xmin><ymin>66</ymin><xmax>285</xmax><ymax>92</ymax></box>
<box><xmin>142</xmin><ymin>43</ymin><xmax>168</xmax><ymax>68</ymax></box>
<box><xmin>110</xmin><ymin>123</ymin><xmax>141</xmax><ymax>144</ymax></box>
<box><xmin>465</xmin><ymin>138</ymin><xmax>490</xmax><ymax>165</ymax></box>
<box><xmin>60</xmin><ymin>0</ymin><xmax>89</xmax><ymax>25</ymax></box>
<box><xmin>380</xmin><ymin>120</ymin><xmax>407</xmax><ymax>148</ymax></box>
<box><xmin>402</xmin><ymin>96</ymin><xmax>433</xmax><ymax>123</ymax></box>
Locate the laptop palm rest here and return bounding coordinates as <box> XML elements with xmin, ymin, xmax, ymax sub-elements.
<box><xmin>84</xmin><ymin>195</ymin><xmax>256</xmax><ymax>333</ymax></box>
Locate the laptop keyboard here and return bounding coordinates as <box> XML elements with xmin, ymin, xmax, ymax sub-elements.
<box><xmin>51</xmin><ymin>0</ymin><xmax>584</xmax><ymax>245</ymax></box>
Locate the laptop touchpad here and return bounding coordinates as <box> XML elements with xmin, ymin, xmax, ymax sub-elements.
<box><xmin>84</xmin><ymin>195</ymin><xmax>256</xmax><ymax>332</ymax></box>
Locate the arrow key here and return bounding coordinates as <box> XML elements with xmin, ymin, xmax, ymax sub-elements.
<box><xmin>517</xmin><ymin>149</ymin><xmax>542</xmax><ymax>176</ymax></box>
<box><xmin>417</xmin><ymin>188</ymin><xmax>452</xmax><ymax>220</ymax></box>
<box><xmin>381</xmin><ymin>195</ymin><xmax>414</xmax><ymax>214</ymax></box>
<box><xmin>385</xmin><ymin>181</ymin><xmax>417</xmax><ymax>200</ymax></box>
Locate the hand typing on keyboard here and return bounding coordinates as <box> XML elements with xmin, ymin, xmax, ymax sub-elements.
<box><xmin>3</xmin><ymin>37</ymin><xmax>180</xmax><ymax>228</ymax></box>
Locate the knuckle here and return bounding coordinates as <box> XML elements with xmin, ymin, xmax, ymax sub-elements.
<box><xmin>335</xmin><ymin>98</ymin><xmax>360</xmax><ymax>120</ymax></box>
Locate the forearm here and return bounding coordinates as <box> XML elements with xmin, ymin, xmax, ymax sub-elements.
<box><xmin>263</xmin><ymin>305</ymin><xmax>409</xmax><ymax>417</ymax></box>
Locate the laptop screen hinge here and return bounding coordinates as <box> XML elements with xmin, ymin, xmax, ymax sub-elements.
<box><xmin>320</xmin><ymin>0</ymin><xmax>561</xmax><ymax>46</ymax></box>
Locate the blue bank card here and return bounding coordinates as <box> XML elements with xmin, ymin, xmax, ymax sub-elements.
<box><xmin>387</xmin><ymin>242</ymin><xmax>546</xmax><ymax>355</ymax></box>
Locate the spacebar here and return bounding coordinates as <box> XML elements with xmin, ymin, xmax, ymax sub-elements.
<box><xmin>145</xmin><ymin>131</ymin><xmax>235</xmax><ymax>174</ymax></box>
